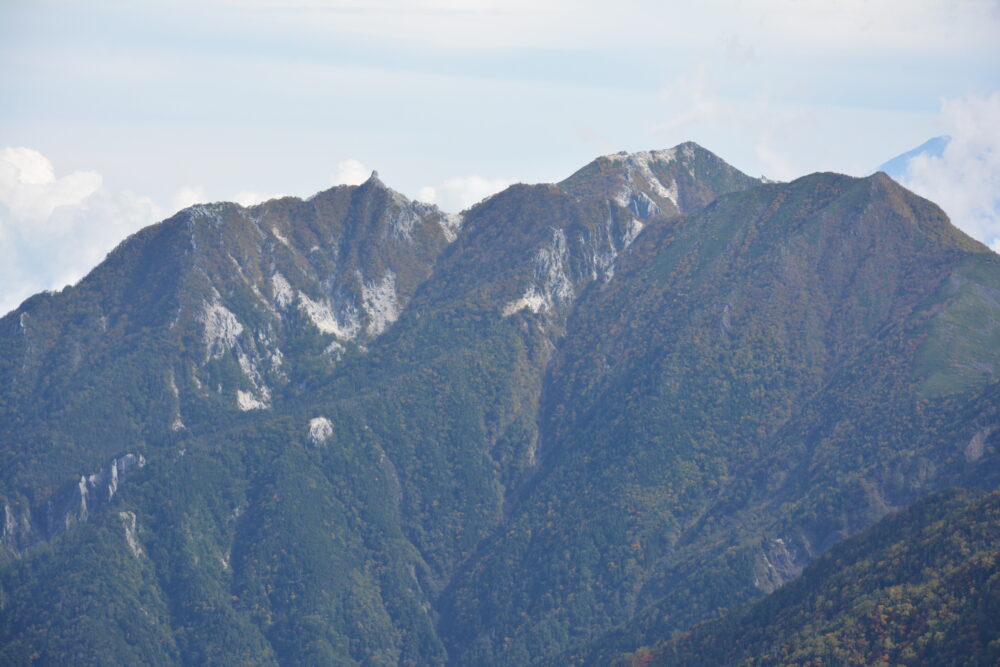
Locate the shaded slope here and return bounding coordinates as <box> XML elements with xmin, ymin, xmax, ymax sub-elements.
<box><xmin>622</xmin><ymin>489</ymin><xmax>1000</xmax><ymax>666</ymax></box>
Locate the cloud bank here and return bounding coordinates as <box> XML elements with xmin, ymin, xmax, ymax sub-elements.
<box><xmin>0</xmin><ymin>147</ymin><xmax>163</xmax><ymax>315</ymax></box>
<box><xmin>0</xmin><ymin>148</ymin><xmax>297</xmax><ymax>316</ymax></box>
<box><xmin>417</xmin><ymin>175</ymin><xmax>512</xmax><ymax>212</ymax></box>
<box><xmin>332</xmin><ymin>159</ymin><xmax>371</xmax><ymax>186</ymax></box>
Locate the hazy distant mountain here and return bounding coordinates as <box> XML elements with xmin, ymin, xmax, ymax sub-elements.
<box><xmin>877</xmin><ymin>136</ymin><xmax>950</xmax><ymax>180</ymax></box>
<box><xmin>1</xmin><ymin>144</ymin><xmax>997</xmax><ymax>665</ymax></box>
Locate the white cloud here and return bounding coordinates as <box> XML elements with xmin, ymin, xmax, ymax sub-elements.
<box><xmin>898</xmin><ymin>92</ymin><xmax>1000</xmax><ymax>250</ymax></box>
<box><xmin>171</xmin><ymin>185</ymin><xmax>207</xmax><ymax>212</ymax></box>
<box><xmin>174</xmin><ymin>187</ymin><xmax>287</xmax><ymax>210</ymax></box>
<box><xmin>416</xmin><ymin>174</ymin><xmax>512</xmax><ymax>211</ymax></box>
<box><xmin>0</xmin><ymin>147</ymin><xmax>163</xmax><ymax>315</ymax></box>
<box><xmin>332</xmin><ymin>159</ymin><xmax>371</xmax><ymax>186</ymax></box>
<box><xmin>417</xmin><ymin>186</ymin><xmax>437</xmax><ymax>203</ymax></box>
<box><xmin>232</xmin><ymin>190</ymin><xmax>286</xmax><ymax>207</ymax></box>
<box><xmin>0</xmin><ymin>147</ymin><xmax>102</xmax><ymax>220</ymax></box>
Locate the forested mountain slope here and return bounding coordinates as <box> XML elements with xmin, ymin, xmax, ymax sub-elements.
<box><xmin>0</xmin><ymin>144</ymin><xmax>996</xmax><ymax>665</ymax></box>
<box><xmin>454</xmin><ymin>170</ymin><xmax>1000</xmax><ymax>665</ymax></box>
<box><xmin>619</xmin><ymin>489</ymin><xmax>1000</xmax><ymax>666</ymax></box>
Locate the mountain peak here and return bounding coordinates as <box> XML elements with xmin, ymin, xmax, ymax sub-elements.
<box><xmin>355</xmin><ymin>169</ymin><xmax>410</xmax><ymax>202</ymax></box>
<box><xmin>869</xmin><ymin>169</ymin><xmax>895</xmax><ymax>187</ymax></box>
<box><xmin>559</xmin><ymin>141</ymin><xmax>761</xmax><ymax>217</ymax></box>
<box><xmin>878</xmin><ymin>135</ymin><xmax>950</xmax><ymax>179</ymax></box>
<box><xmin>600</xmin><ymin>141</ymin><xmax>706</xmax><ymax>165</ymax></box>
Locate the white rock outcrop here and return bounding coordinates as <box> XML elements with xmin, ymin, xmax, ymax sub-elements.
<box><xmin>201</xmin><ymin>300</ymin><xmax>244</xmax><ymax>359</ymax></box>
<box><xmin>237</xmin><ymin>388</ymin><xmax>270</xmax><ymax>411</ymax></box>
<box><xmin>362</xmin><ymin>271</ymin><xmax>399</xmax><ymax>337</ymax></box>
<box><xmin>503</xmin><ymin>228</ymin><xmax>574</xmax><ymax>317</ymax></box>
<box><xmin>308</xmin><ymin>416</ymin><xmax>334</xmax><ymax>445</ymax></box>
<box><xmin>298</xmin><ymin>293</ymin><xmax>361</xmax><ymax>340</ymax></box>
<box><xmin>605</xmin><ymin>148</ymin><xmax>682</xmax><ymax>216</ymax></box>
<box><xmin>119</xmin><ymin>511</ymin><xmax>143</xmax><ymax>557</ymax></box>
<box><xmin>271</xmin><ymin>272</ymin><xmax>295</xmax><ymax>309</ymax></box>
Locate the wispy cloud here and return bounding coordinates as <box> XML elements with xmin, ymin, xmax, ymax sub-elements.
<box><xmin>225</xmin><ymin>0</ymin><xmax>1000</xmax><ymax>55</ymax></box>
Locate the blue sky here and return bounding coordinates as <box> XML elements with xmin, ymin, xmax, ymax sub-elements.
<box><xmin>2</xmin><ymin>0</ymin><xmax>999</xmax><ymax>313</ymax></box>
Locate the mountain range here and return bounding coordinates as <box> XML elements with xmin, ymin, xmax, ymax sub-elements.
<box><xmin>0</xmin><ymin>142</ymin><xmax>997</xmax><ymax>665</ymax></box>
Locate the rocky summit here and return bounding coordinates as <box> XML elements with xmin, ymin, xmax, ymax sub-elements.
<box><xmin>0</xmin><ymin>143</ymin><xmax>997</xmax><ymax>665</ymax></box>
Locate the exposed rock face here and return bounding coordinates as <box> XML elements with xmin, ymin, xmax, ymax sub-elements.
<box><xmin>296</xmin><ymin>290</ymin><xmax>362</xmax><ymax>339</ymax></box>
<box><xmin>201</xmin><ymin>300</ymin><xmax>244</xmax><ymax>360</ymax></box>
<box><xmin>1</xmin><ymin>453</ymin><xmax>146</xmax><ymax>557</ymax></box>
<box><xmin>1</xmin><ymin>502</ymin><xmax>19</xmax><ymax>555</ymax></box>
<box><xmin>361</xmin><ymin>271</ymin><xmax>399</xmax><ymax>337</ymax></box>
<box><xmin>965</xmin><ymin>424</ymin><xmax>998</xmax><ymax>462</ymax></box>
<box><xmin>503</xmin><ymin>228</ymin><xmax>574</xmax><ymax>317</ymax></box>
<box><xmin>492</xmin><ymin>143</ymin><xmax>763</xmax><ymax>322</ymax></box>
<box><xmin>559</xmin><ymin>141</ymin><xmax>764</xmax><ymax>217</ymax></box>
<box><xmin>752</xmin><ymin>535</ymin><xmax>815</xmax><ymax>593</ymax></box>
<box><xmin>119</xmin><ymin>511</ymin><xmax>143</xmax><ymax>558</ymax></box>
<box><xmin>308</xmin><ymin>417</ymin><xmax>334</xmax><ymax>446</ymax></box>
